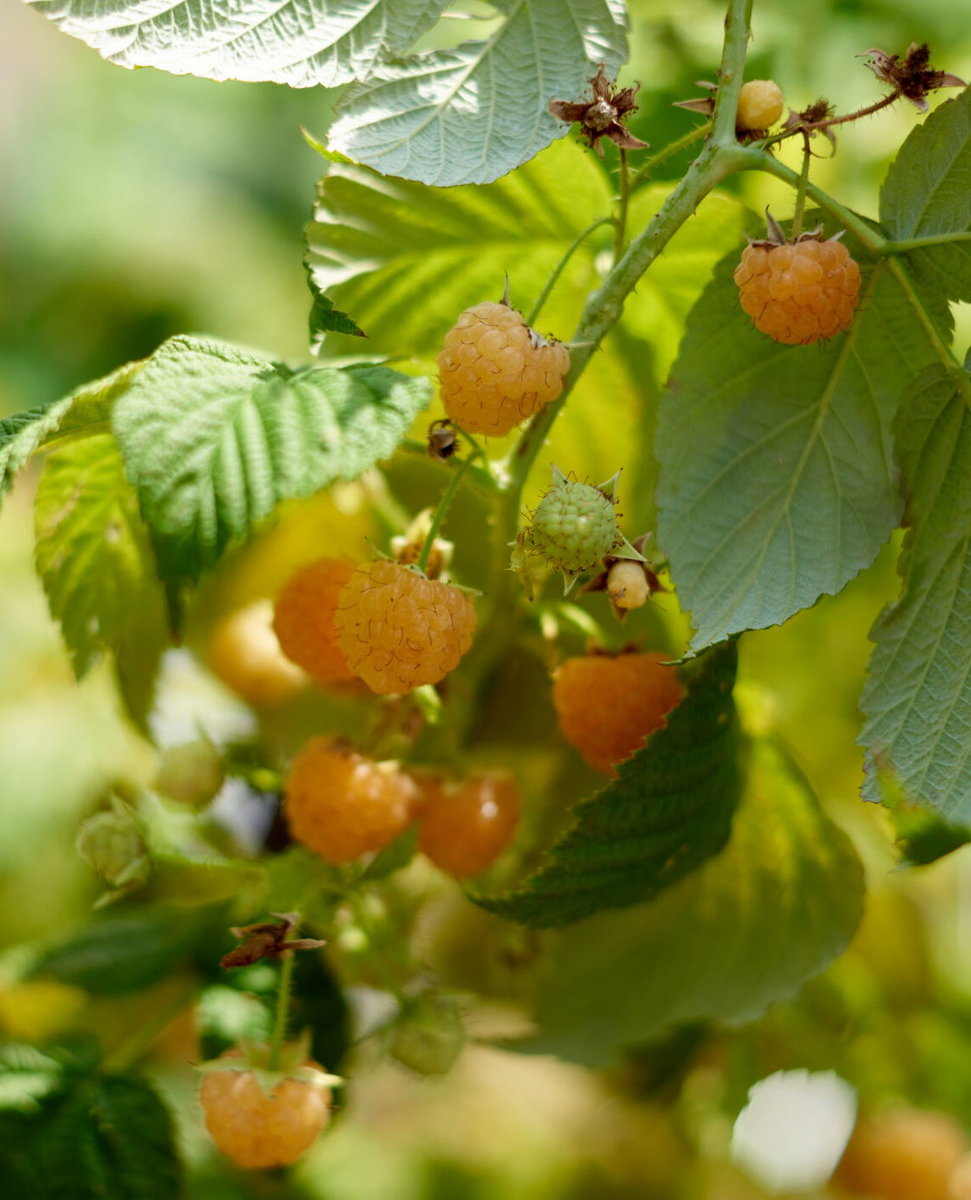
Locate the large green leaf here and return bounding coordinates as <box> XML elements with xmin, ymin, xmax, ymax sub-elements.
<box><xmin>478</xmin><ymin>643</ymin><xmax>741</xmax><ymax>928</ymax></box>
<box><xmin>0</xmin><ymin>1071</ymin><xmax>181</xmax><ymax>1200</ymax></box>
<box><xmin>516</xmin><ymin>738</ymin><xmax>864</xmax><ymax>1067</ymax></box>
<box><xmin>26</xmin><ymin>0</ymin><xmax>450</xmax><ymax>87</ymax></box>
<box><xmin>34</xmin><ymin>435</ymin><xmax>170</xmax><ymax>725</ymax></box>
<box><xmin>112</xmin><ymin>335</ymin><xmax>430</xmax><ymax>585</ymax></box>
<box><xmin>861</xmin><ymin>363</ymin><xmax>971</xmax><ymax>822</ymax></box>
<box><xmin>326</xmin><ymin>0</ymin><xmax>628</xmax><ymax>185</ymax></box>
<box><xmin>881</xmin><ymin>87</ymin><xmax>971</xmax><ymax>301</ymax></box>
<box><xmin>30</xmin><ymin>902</ymin><xmax>230</xmax><ymax>995</ymax></box>
<box><xmin>656</xmin><ymin>237</ymin><xmax>953</xmax><ymax>653</ymax></box>
<box><xmin>0</xmin><ymin>361</ymin><xmax>138</xmax><ymax>508</ymax></box>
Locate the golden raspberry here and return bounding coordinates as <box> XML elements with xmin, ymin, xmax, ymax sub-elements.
<box><xmin>552</xmin><ymin>651</ymin><xmax>684</xmax><ymax>776</ymax></box>
<box><xmin>733</xmin><ymin>236</ymin><xmax>861</xmax><ymax>345</ymax></box>
<box><xmin>207</xmin><ymin>600</ymin><xmax>307</xmax><ymax>706</ymax></box>
<box><xmin>437</xmin><ymin>301</ymin><xmax>570</xmax><ymax>436</ymax></box>
<box><xmin>199</xmin><ymin>1052</ymin><xmax>332</xmax><ymax>1170</ymax></box>
<box><xmin>736</xmin><ymin>79</ymin><xmax>785</xmax><ymax>131</ymax></box>
<box><xmin>284</xmin><ymin>737</ymin><xmax>419</xmax><ymax>864</ymax></box>
<box><xmin>834</xmin><ymin>1108</ymin><xmax>968</xmax><ymax>1200</ymax></box>
<box><xmin>333</xmin><ymin>560</ymin><xmax>476</xmax><ymax>694</ymax></box>
<box><xmin>415</xmin><ymin>770</ymin><xmax>520</xmax><ymax>878</ymax></box>
<box><xmin>272</xmin><ymin>557</ymin><xmax>356</xmax><ymax>685</ymax></box>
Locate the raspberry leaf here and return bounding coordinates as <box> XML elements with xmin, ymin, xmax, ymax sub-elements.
<box><xmin>112</xmin><ymin>336</ymin><xmax>431</xmax><ymax>589</ymax></box>
<box><xmin>25</xmin><ymin>0</ymin><xmax>450</xmax><ymax>87</ymax></box>
<box><xmin>477</xmin><ymin>642</ymin><xmax>741</xmax><ymax>928</ymax></box>
<box><xmin>29</xmin><ymin>902</ymin><xmax>232</xmax><ymax>995</ymax></box>
<box><xmin>657</xmin><ymin>235</ymin><xmax>953</xmax><ymax>653</ymax></box>
<box><xmin>0</xmin><ymin>1070</ymin><xmax>182</xmax><ymax>1200</ymax></box>
<box><xmin>511</xmin><ymin>737</ymin><xmax>864</xmax><ymax>1067</ymax></box>
<box><xmin>0</xmin><ymin>361</ymin><xmax>138</xmax><ymax>512</ymax></box>
<box><xmin>860</xmin><ymin>363</ymin><xmax>971</xmax><ymax>824</ymax></box>
<box><xmin>326</xmin><ymin>0</ymin><xmax>628</xmax><ymax>186</ymax></box>
<box><xmin>34</xmin><ymin>434</ymin><xmax>169</xmax><ymax>728</ymax></box>
<box><xmin>881</xmin><ymin>86</ymin><xmax>971</xmax><ymax>302</ymax></box>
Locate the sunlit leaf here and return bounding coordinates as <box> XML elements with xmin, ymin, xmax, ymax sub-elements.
<box><xmin>327</xmin><ymin>0</ymin><xmax>628</xmax><ymax>185</ymax></box>
<box><xmin>26</xmin><ymin>0</ymin><xmax>450</xmax><ymax>87</ymax></box>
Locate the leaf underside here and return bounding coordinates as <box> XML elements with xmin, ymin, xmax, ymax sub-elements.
<box><xmin>478</xmin><ymin>642</ymin><xmax>742</xmax><ymax>929</ymax></box>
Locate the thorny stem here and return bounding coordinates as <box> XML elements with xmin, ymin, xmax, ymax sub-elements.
<box><xmin>526</xmin><ymin>217</ymin><xmax>613</xmax><ymax>327</ymax></box>
<box><xmin>629</xmin><ymin>122</ymin><xmax>711</xmax><ymax>188</ymax></box>
<box><xmin>790</xmin><ymin>136</ymin><xmax>813</xmax><ymax>239</ymax></box>
<box><xmin>269</xmin><ymin>949</ymin><xmax>296</xmax><ymax>1071</ymax></box>
<box><xmin>766</xmin><ymin>90</ymin><xmax>901</xmax><ymax>149</ymax></box>
<box><xmin>613</xmin><ymin>149</ymin><xmax>631</xmax><ymax>262</ymax></box>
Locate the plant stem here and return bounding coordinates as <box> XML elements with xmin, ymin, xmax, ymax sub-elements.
<box><xmin>613</xmin><ymin>149</ymin><xmax>631</xmax><ymax>262</ymax></box>
<box><xmin>269</xmin><ymin>951</ymin><xmax>296</xmax><ymax>1071</ymax></box>
<box><xmin>629</xmin><ymin>123</ymin><xmax>711</xmax><ymax>188</ymax></box>
<box><xmin>416</xmin><ymin>452</ymin><xmax>479</xmax><ymax>574</ymax></box>
<box><xmin>790</xmin><ymin>136</ymin><xmax>812</xmax><ymax>239</ymax></box>
<box><xmin>733</xmin><ymin>144</ymin><xmax>886</xmax><ymax>253</ymax></box>
<box><xmin>527</xmin><ymin>217</ymin><xmax>613</xmax><ymax>326</ymax></box>
<box><xmin>883</xmin><ymin>232</ymin><xmax>971</xmax><ymax>253</ymax></box>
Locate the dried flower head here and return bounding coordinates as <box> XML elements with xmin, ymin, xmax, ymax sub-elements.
<box><xmin>220</xmin><ymin>912</ymin><xmax>325</xmax><ymax>969</ymax></box>
<box><xmin>549</xmin><ymin>65</ymin><xmax>648</xmax><ymax>157</ymax></box>
<box><xmin>861</xmin><ymin>43</ymin><xmax>965</xmax><ymax>112</ymax></box>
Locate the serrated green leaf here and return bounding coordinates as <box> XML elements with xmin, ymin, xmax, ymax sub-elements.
<box><xmin>860</xmin><ymin>364</ymin><xmax>971</xmax><ymax>822</ymax></box>
<box><xmin>30</xmin><ymin>902</ymin><xmax>230</xmax><ymax>995</ymax></box>
<box><xmin>327</xmin><ymin>0</ymin><xmax>628</xmax><ymax>186</ymax></box>
<box><xmin>515</xmin><ymin>738</ymin><xmax>864</xmax><ymax>1067</ymax></box>
<box><xmin>0</xmin><ymin>361</ymin><xmax>138</xmax><ymax>508</ymax></box>
<box><xmin>478</xmin><ymin>643</ymin><xmax>741</xmax><ymax>928</ymax></box>
<box><xmin>656</xmin><ymin>233</ymin><xmax>953</xmax><ymax>653</ymax></box>
<box><xmin>33</xmin><ymin>434</ymin><xmax>170</xmax><ymax>725</ymax></box>
<box><xmin>26</xmin><ymin>0</ymin><xmax>450</xmax><ymax>87</ymax></box>
<box><xmin>0</xmin><ymin>1071</ymin><xmax>181</xmax><ymax>1200</ymax></box>
<box><xmin>112</xmin><ymin>336</ymin><xmax>431</xmax><ymax>586</ymax></box>
<box><xmin>881</xmin><ymin>88</ymin><xmax>971</xmax><ymax>301</ymax></box>
<box><xmin>308</xmin><ymin>286</ymin><xmax>366</xmax><ymax>342</ymax></box>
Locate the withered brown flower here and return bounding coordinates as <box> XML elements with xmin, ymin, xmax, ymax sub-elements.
<box><xmin>861</xmin><ymin>43</ymin><xmax>965</xmax><ymax>112</ymax></box>
<box><xmin>549</xmin><ymin>65</ymin><xmax>648</xmax><ymax>156</ymax></box>
<box><xmin>220</xmin><ymin>911</ymin><xmax>325</xmax><ymax>969</ymax></box>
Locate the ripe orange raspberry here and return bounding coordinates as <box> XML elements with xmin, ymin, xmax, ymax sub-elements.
<box><xmin>552</xmin><ymin>651</ymin><xmax>684</xmax><ymax>776</ymax></box>
<box><xmin>285</xmin><ymin>737</ymin><xmax>419</xmax><ymax>864</ymax></box>
<box><xmin>415</xmin><ymin>771</ymin><xmax>520</xmax><ymax>878</ymax></box>
<box><xmin>437</xmin><ymin>301</ymin><xmax>570</xmax><ymax>436</ymax></box>
<box><xmin>734</xmin><ymin>235</ymin><xmax>861</xmax><ymax>345</ymax></box>
<box><xmin>272</xmin><ymin>557</ymin><xmax>356</xmax><ymax>685</ymax></box>
<box><xmin>199</xmin><ymin>1050</ymin><xmax>333</xmax><ymax>1169</ymax></box>
<box><xmin>736</xmin><ymin>79</ymin><xmax>784</xmax><ymax>131</ymax></box>
<box><xmin>834</xmin><ymin>1108</ymin><xmax>968</xmax><ymax>1200</ymax></box>
<box><xmin>332</xmin><ymin>560</ymin><xmax>476</xmax><ymax>694</ymax></box>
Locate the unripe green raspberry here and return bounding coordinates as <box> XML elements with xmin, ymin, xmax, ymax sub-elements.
<box><xmin>526</xmin><ymin>468</ymin><xmax>625</xmax><ymax>579</ymax></box>
<box><xmin>76</xmin><ymin>798</ymin><xmax>150</xmax><ymax>897</ymax></box>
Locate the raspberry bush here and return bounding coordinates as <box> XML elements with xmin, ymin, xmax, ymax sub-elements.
<box><xmin>3</xmin><ymin>1</ymin><xmax>971</xmax><ymax>1195</ymax></box>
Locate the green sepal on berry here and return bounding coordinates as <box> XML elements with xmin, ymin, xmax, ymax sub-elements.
<box><xmin>196</xmin><ymin>1032</ymin><xmax>342</xmax><ymax>1096</ymax></box>
<box><xmin>516</xmin><ymin>466</ymin><xmax>644</xmax><ymax>594</ymax></box>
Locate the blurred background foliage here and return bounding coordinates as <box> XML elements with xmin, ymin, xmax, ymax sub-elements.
<box><xmin>2</xmin><ymin>0</ymin><xmax>971</xmax><ymax>1196</ymax></box>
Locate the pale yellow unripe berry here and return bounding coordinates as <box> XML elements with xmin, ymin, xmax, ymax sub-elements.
<box><xmin>607</xmin><ymin>560</ymin><xmax>650</xmax><ymax>611</ymax></box>
<box><xmin>736</xmin><ymin>80</ymin><xmax>785</xmax><ymax>131</ymax></box>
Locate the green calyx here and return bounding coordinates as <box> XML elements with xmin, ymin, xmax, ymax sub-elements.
<box><xmin>519</xmin><ymin>466</ymin><xmax>643</xmax><ymax>592</ymax></box>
